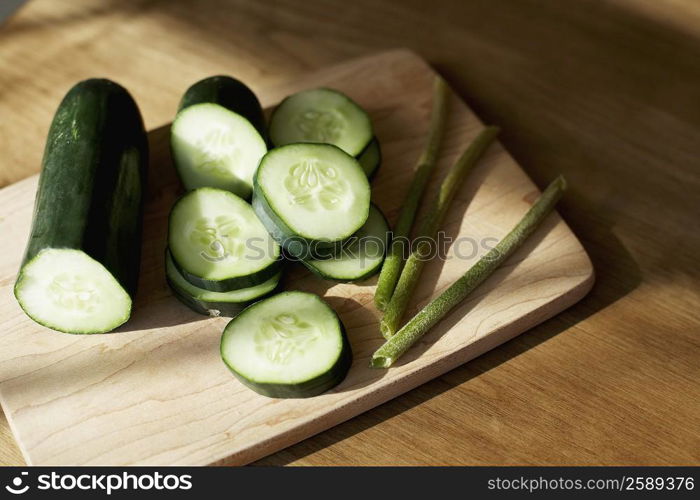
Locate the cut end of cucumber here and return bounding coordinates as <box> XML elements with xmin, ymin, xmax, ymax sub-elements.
<box><xmin>14</xmin><ymin>249</ymin><xmax>131</xmax><ymax>334</ymax></box>
<box><xmin>171</xmin><ymin>103</ymin><xmax>267</xmax><ymax>199</ymax></box>
<box><xmin>221</xmin><ymin>291</ymin><xmax>350</xmax><ymax>397</ymax></box>
<box><xmin>269</xmin><ymin>88</ymin><xmax>372</xmax><ymax>156</ymax></box>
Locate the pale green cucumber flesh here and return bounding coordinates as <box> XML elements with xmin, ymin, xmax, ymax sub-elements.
<box><xmin>220</xmin><ymin>291</ymin><xmax>352</xmax><ymax>398</ymax></box>
<box><xmin>171</xmin><ymin>103</ymin><xmax>267</xmax><ymax>199</ymax></box>
<box><xmin>269</xmin><ymin>88</ymin><xmax>372</xmax><ymax>156</ymax></box>
<box><xmin>168</xmin><ymin>187</ymin><xmax>281</xmax><ymax>292</ymax></box>
<box><xmin>14</xmin><ymin>249</ymin><xmax>132</xmax><ymax>334</ymax></box>
<box><xmin>253</xmin><ymin>143</ymin><xmax>370</xmax><ymax>249</ymax></box>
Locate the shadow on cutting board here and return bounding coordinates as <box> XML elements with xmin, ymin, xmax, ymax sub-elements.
<box><xmin>253</xmin><ymin>204</ymin><xmax>641</xmax><ymax>464</ymax></box>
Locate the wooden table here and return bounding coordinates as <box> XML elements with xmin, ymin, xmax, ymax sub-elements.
<box><xmin>0</xmin><ymin>0</ymin><xmax>697</xmax><ymax>465</ymax></box>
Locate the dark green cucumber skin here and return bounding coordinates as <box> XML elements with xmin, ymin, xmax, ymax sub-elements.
<box><xmin>251</xmin><ymin>181</ymin><xmax>344</xmax><ymax>260</ymax></box>
<box><xmin>221</xmin><ymin>307</ymin><xmax>352</xmax><ymax>399</ymax></box>
<box><xmin>17</xmin><ymin>78</ymin><xmax>148</xmax><ymax>297</ymax></box>
<box><xmin>178</xmin><ymin>75</ymin><xmax>267</xmax><ymax>140</ymax></box>
<box><xmin>300</xmin><ymin>203</ymin><xmax>390</xmax><ymax>283</ymax></box>
<box><xmin>299</xmin><ymin>260</ymin><xmax>370</xmax><ymax>283</ymax></box>
<box><xmin>300</xmin><ymin>250</ymin><xmax>382</xmax><ymax>283</ymax></box>
<box><xmin>166</xmin><ymin>274</ymin><xmax>281</xmax><ymax>317</ymax></box>
<box><xmin>169</xmin><ymin>247</ymin><xmax>283</xmax><ymax>293</ymax></box>
<box><xmin>165</xmin><ymin>250</ymin><xmax>280</xmax><ymax>317</ymax></box>
<box><xmin>357</xmin><ymin>136</ymin><xmax>382</xmax><ymax>180</ymax></box>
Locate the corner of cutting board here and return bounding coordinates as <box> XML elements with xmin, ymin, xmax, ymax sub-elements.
<box><xmin>559</xmin><ymin>225</ymin><xmax>596</xmax><ymax>310</ymax></box>
<box><xmin>371</xmin><ymin>47</ymin><xmax>436</xmax><ymax>74</ymax></box>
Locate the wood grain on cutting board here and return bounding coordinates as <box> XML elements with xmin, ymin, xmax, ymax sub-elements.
<box><xmin>0</xmin><ymin>50</ymin><xmax>593</xmax><ymax>465</ymax></box>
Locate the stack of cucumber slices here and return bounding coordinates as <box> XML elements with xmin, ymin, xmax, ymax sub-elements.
<box><xmin>16</xmin><ymin>76</ymin><xmax>387</xmax><ymax>400</ymax></box>
<box><xmin>166</xmin><ymin>187</ymin><xmax>282</xmax><ymax>317</ymax></box>
<box><xmin>167</xmin><ymin>80</ymin><xmax>390</xmax><ymax>398</ymax></box>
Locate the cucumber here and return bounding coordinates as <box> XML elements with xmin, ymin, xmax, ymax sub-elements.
<box><xmin>357</xmin><ymin>137</ymin><xmax>381</xmax><ymax>179</ymax></box>
<box><xmin>168</xmin><ymin>187</ymin><xmax>282</xmax><ymax>292</ymax></box>
<box><xmin>302</xmin><ymin>204</ymin><xmax>389</xmax><ymax>282</ymax></box>
<box><xmin>14</xmin><ymin>79</ymin><xmax>148</xmax><ymax>334</ymax></box>
<box><xmin>269</xmin><ymin>88</ymin><xmax>372</xmax><ymax>156</ymax></box>
<box><xmin>252</xmin><ymin>143</ymin><xmax>371</xmax><ymax>258</ymax></box>
<box><xmin>165</xmin><ymin>249</ymin><xmax>280</xmax><ymax>317</ymax></box>
<box><xmin>220</xmin><ymin>291</ymin><xmax>352</xmax><ymax>398</ymax></box>
<box><xmin>171</xmin><ymin>76</ymin><xmax>267</xmax><ymax>199</ymax></box>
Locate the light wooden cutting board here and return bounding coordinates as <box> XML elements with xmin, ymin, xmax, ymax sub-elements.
<box><xmin>0</xmin><ymin>50</ymin><xmax>593</xmax><ymax>465</ymax></box>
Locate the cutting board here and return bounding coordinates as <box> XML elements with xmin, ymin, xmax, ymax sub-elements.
<box><xmin>0</xmin><ymin>50</ymin><xmax>593</xmax><ymax>465</ymax></box>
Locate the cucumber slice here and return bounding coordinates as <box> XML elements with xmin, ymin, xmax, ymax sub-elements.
<box><xmin>165</xmin><ymin>250</ymin><xmax>280</xmax><ymax>317</ymax></box>
<box><xmin>15</xmin><ymin>249</ymin><xmax>132</xmax><ymax>334</ymax></box>
<box><xmin>357</xmin><ymin>137</ymin><xmax>381</xmax><ymax>179</ymax></box>
<box><xmin>168</xmin><ymin>187</ymin><xmax>282</xmax><ymax>292</ymax></box>
<box><xmin>220</xmin><ymin>291</ymin><xmax>352</xmax><ymax>398</ymax></box>
<box><xmin>171</xmin><ymin>103</ymin><xmax>267</xmax><ymax>199</ymax></box>
<box><xmin>302</xmin><ymin>204</ymin><xmax>389</xmax><ymax>282</ymax></box>
<box><xmin>269</xmin><ymin>88</ymin><xmax>372</xmax><ymax>156</ymax></box>
<box><xmin>253</xmin><ymin>143</ymin><xmax>370</xmax><ymax>258</ymax></box>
